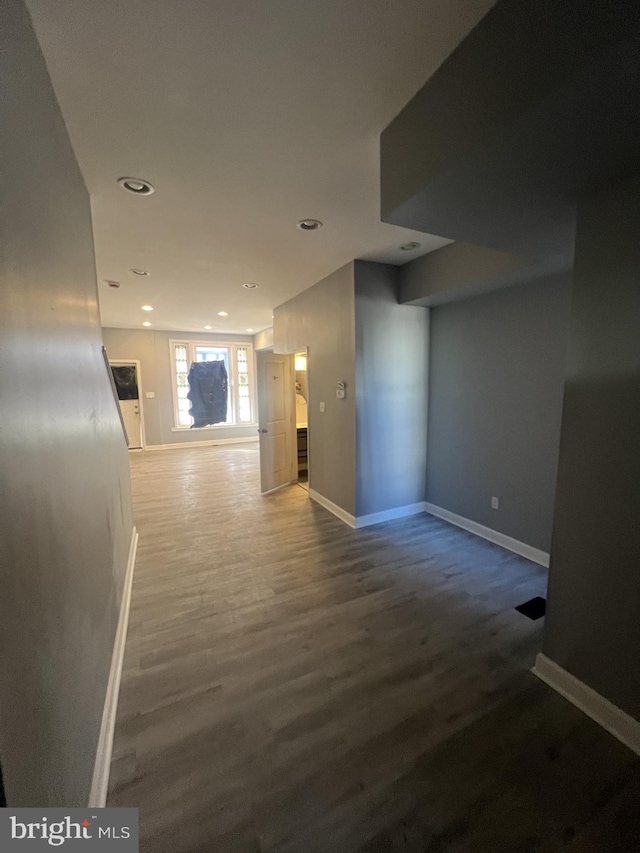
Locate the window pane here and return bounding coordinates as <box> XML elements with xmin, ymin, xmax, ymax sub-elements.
<box><xmin>236</xmin><ymin>346</ymin><xmax>251</xmax><ymax>422</ymax></box>
<box><xmin>194</xmin><ymin>346</ymin><xmax>231</xmax><ymax>424</ymax></box>
<box><xmin>195</xmin><ymin>346</ymin><xmax>229</xmax><ymax>372</ymax></box>
<box><xmin>174</xmin><ymin>344</ymin><xmax>193</xmax><ymax>426</ymax></box>
<box><xmin>173</xmin><ymin>343</ymin><xmax>253</xmax><ymax>428</ymax></box>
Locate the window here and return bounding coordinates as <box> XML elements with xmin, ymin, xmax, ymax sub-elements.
<box><xmin>170</xmin><ymin>339</ymin><xmax>256</xmax><ymax>428</ymax></box>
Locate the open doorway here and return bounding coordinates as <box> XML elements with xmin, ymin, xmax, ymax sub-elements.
<box><xmin>294</xmin><ymin>350</ymin><xmax>309</xmax><ymax>490</ymax></box>
<box><xmin>255</xmin><ymin>349</ymin><xmax>310</xmax><ymax>495</ymax></box>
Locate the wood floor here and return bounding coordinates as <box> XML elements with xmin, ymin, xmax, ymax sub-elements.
<box><xmin>109</xmin><ymin>445</ymin><xmax>640</xmax><ymax>852</ymax></box>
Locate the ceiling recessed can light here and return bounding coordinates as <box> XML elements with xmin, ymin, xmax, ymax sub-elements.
<box><xmin>246</xmin><ymin>328</ymin><xmax>254</xmax><ymax>332</ymax></box>
<box><xmin>297</xmin><ymin>219</ymin><xmax>322</xmax><ymax>231</ymax></box>
<box><xmin>204</xmin><ymin>325</ymin><xmax>212</xmax><ymax>330</ymax></box>
<box><xmin>141</xmin><ymin>304</ymin><xmax>153</xmax><ymax>311</ymax></box>
<box><xmin>118</xmin><ymin>177</ymin><xmax>155</xmax><ymax>195</ymax></box>
<box><xmin>142</xmin><ymin>321</ymin><xmax>152</xmax><ymax>327</ymax></box>
<box><xmin>401</xmin><ymin>241</ymin><xmax>421</xmax><ymax>251</ymax></box>
<box><xmin>217</xmin><ymin>311</ymin><xmax>228</xmax><ymax>317</ymax></box>
<box><xmin>242</xmin><ymin>282</ymin><xmax>259</xmax><ymax>289</ymax></box>
<box><xmin>106</xmin><ymin>280</ymin><xmax>120</xmax><ymax>288</ymax></box>
<box><xmin>131</xmin><ymin>268</ymin><xmax>149</xmax><ymax>276</ymax></box>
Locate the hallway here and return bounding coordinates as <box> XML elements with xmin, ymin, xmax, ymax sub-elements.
<box><xmin>109</xmin><ymin>446</ymin><xmax>640</xmax><ymax>852</ymax></box>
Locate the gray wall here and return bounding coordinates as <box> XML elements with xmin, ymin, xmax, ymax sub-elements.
<box><xmin>253</xmin><ymin>327</ymin><xmax>274</xmax><ymax>351</ymax></box>
<box><xmin>102</xmin><ymin>328</ymin><xmax>256</xmax><ymax>446</ymax></box>
<box><xmin>427</xmin><ymin>274</ymin><xmax>572</xmax><ymax>552</ymax></box>
<box><xmin>543</xmin><ymin>177</ymin><xmax>640</xmax><ymax>718</ymax></box>
<box><xmin>0</xmin><ymin>0</ymin><xmax>133</xmax><ymax>806</ymax></box>
<box><xmin>274</xmin><ymin>263</ymin><xmax>357</xmax><ymax>515</ymax></box>
<box><xmin>355</xmin><ymin>261</ymin><xmax>429</xmax><ymax>516</ymax></box>
<box><xmin>400</xmin><ymin>242</ymin><xmax>529</xmax><ymax>306</ymax></box>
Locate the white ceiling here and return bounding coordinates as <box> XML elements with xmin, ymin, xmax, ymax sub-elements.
<box><xmin>26</xmin><ymin>0</ymin><xmax>494</xmax><ymax>334</ymax></box>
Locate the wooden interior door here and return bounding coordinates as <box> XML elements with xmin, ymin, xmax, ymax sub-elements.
<box><xmin>257</xmin><ymin>351</ymin><xmax>296</xmax><ymax>493</ymax></box>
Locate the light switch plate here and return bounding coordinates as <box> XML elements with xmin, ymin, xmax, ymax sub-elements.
<box><xmin>319</xmin><ymin>402</ymin><xmax>325</xmax><ymax>412</ymax></box>
<box><xmin>145</xmin><ymin>391</ymin><xmax>155</xmax><ymax>398</ymax></box>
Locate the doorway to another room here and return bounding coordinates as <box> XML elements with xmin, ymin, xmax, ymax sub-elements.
<box><xmin>256</xmin><ymin>349</ymin><xmax>309</xmax><ymax>495</ymax></box>
<box><xmin>294</xmin><ymin>351</ymin><xmax>308</xmax><ymax>491</ymax></box>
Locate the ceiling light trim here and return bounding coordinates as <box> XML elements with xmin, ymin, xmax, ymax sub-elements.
<box><xmin>118</xmin><ymin>177</ymin><xmax>155</xmax><ymax>195</ymax></box>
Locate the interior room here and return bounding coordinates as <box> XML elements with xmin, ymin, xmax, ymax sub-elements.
<box><xmin>2</xmin><ymin>0</ymin><xmax>639</xmax><ymax>849</ymax></box>
<box><xmin>294</xmin><ymin>351</ymin><xmax>309</xmax><ymax>488</ymax></box>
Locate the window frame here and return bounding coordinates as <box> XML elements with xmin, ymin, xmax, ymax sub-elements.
<box><xmin>169</xmin><ymin>338</ymin><xmax>256</xmax><ymax>430</ymax></box>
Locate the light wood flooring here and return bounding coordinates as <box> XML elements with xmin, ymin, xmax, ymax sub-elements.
<box><xmin>109</xmin><ymin>445</ymin><xmax>640</xmax><ymax>852</ymax></box>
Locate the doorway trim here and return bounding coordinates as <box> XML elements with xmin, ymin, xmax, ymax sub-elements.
<box><xmin>108</xmin><ymin>359</ymin><xmax>147</xmax><ymax>449</ymax></box>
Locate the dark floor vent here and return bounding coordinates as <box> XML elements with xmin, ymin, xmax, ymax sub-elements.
<box><xmin>515</xmin><ymin>596</ymin><xmax>547</xmax><ymax>620</ymax></box>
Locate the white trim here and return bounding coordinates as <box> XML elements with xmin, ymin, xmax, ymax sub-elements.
<box><xmin>424</xmin><ymin>502</ymin><xmax>550</xmax><ymax>566</ymax></box>
<box><xmin>171</xmin><ymin>423</ymin><xmax>257</xmax><ymax>432</ymax></box>
<box><xmin>169</xmin><ymin>338</ymin><xmax>256</xmax><ymax>429</ymax></box>
<box><xmin>308</xmin><ymin>494</ymin><xmax>430</xmax><ymax>530</ymax></box>
<box><xmin>532</xmin><ymin>653</ymin><xmax>640</xmax><ymax>756</ymax></box>
<box><xmin>309</xmin><ymin>488</ymin><xmax>356</xmax><ymax>528</ymax></box>
<box><xmin>354</xmin><ymin>502</ymin><xmax>428</xmax><ymax>529</ymax></box>
<box><xmin>88</xmin><ymin>526</ymin><xmax>138</xmax><ymax>807</ymax></box>
<box><xmin>144</xmin><ymin>436</ymin><xmax>258</xmax><ymax>451</ymax></box>
<box><xmin>108</xmin><ymin>358</ymin><xmax>146</xmax><ymax>448</ymax></box>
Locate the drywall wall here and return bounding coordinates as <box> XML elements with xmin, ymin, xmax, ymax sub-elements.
<box><xmin>426</xmin><ymin>273</ymin><xmax>572</xmax><ymax>552</ymax></box>
<box><xmin>543</xmin><ymin>177</ymin><xmax>640</xmax><ymax>718</ymax></box>
<box><xmin>399</xmin><ymin>241</ymin><xmax>530</xmax><ymax>306</ymax></box>
<box><xmin>0</xmin><ymin>0</ymin><xmax>133</xmax><ymax>806</ymax></box>
<box><xmin>273</xmin><ymin>263</ymin><xmax>356</xmax><ymax>515</ymax></box>
<box><xmin>253</xmin><ymin>327</ymin><xmax>274</xmax><ymax>351</ymax></box>
<box><xmin>102</xmin><ymin>328</ymin><xmax>257</xmax><ymax>446</ymax></box>
<box><xmin>380</xmin><ymin>0</ymin><xmax>640</xmax><ymax>264</ymax></box>
<box><xmin>354</xmin><ymin>261</ymin><xmax>429</xmax><ymax>516</ymax></box>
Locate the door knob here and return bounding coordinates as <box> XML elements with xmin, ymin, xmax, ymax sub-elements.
<box><xmin>260</xmin><ymin>429</ymin><xmax>268</xmax><ymax>433</ymax></box>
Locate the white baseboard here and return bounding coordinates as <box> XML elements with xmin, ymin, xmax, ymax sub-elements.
<box><xmin>532</xmin><ymin>653</ymin><xmax>640</xmax><ymax>756</ymax></box>
<box><xmin>354</xmin><ymin>502</ymin><xmax>427</xmax><ymax>529</ymax></box>
<box><xmin>309</xmin><ymin>489</ymin><xmax>356</xmax><ymax>528</ymax></box>
<box><xmin>144</xmin><ymin>436</ymin><xmax>258</xmax><ymax>451</ymax></box>
<box><xmin>424</xmin><ymin>502</ymin><xmax>550</xmax><ymax>567</ymax></box>
<box><xmin>88</xmin><ymin>526</ymin><xmax>138</xmax><ymax>807</ymax></box>
<box><xmin>309</xmin><ymin>492</ymin><xmax>429</xmax><ymax>530</ymax></box>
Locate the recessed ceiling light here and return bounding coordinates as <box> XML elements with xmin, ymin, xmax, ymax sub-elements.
<box><xmin>106</xmin><ymin>280</ymin><xmax>120</xmax><ymax>288</ymax></box>
<box><xmin>217</xmin><ymin>311</ymin><xmax>228</xmax><ymax>317</ymax></box>
<box><xmin>131</xmin><ymin>268</ymin><xmax>149</xmax><ymax>276</ymax></box>
<box><xmin>242</xmin><ymin>282</ymin><xmax>259</xmax><ymax>289</ymax></box>
<box><xmin>297</xmin><ymin>219</ymin><xmax>322</xmax><ymax>231</ymax></box>
<box><xmin>141</xmin><ymin>304</ymin><xmax>153</xmax><ymax>311</ymax></box>
<box><xmin>204</xmin><ymin>325</ymin><xmax>212</xmax><ymax>330</ymax></box>
<box><xmin>142</xmin><ymin>321</ymin><xmax>152</xmax><ymax>327</ymax></box>
<box><xmin>401</xmin><ymin>241</ymin><xmax>421</xmax><ymax>251</ymax></box>
<box><xmin>246</xmin><ymin>328</ymin><xmax>254</xmax><ymax>332</ymax></box>
<box><xmin>118</xmin><ymin>177</ymin><xmax>155</xmax><ymax>195</ymax></box>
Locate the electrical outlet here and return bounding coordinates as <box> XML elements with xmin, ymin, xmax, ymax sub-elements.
<box><xmin>319</xmin><ymin>402</ymin><xmax>325</xmax><ymax>412</ymax></box>
<box><xmin>145</xmin><ymin>391</ymin><xmax>155</xmax><ymax>399</ymax></box>
<box><xmin>491</xmin><ymin>496</ymin><xmax>499</xmax><ymax>510</ymax></box>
